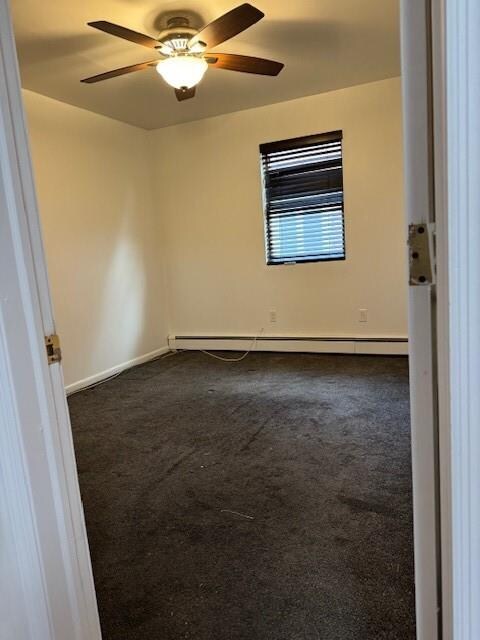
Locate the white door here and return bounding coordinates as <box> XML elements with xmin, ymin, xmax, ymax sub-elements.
<box><xmin>0</xmin><ymin>1</ymin><xmax>101</xmax><ymax>638</ymax></box>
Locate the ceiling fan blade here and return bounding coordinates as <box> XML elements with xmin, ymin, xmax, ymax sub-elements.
<box><xmin>81</xmin><ymin>60</ymin><xmax>157</xmax><ymax>83</ymax></box>
<box><xmin>205</xmin><ymin>53</ymin><xmax>284</xmax><ymax>76</ymax></box>
<box><xmin>188</xmin><ymin>3</ymin><xmax>264</xmax><ymax>49</ymax></box>
<box><xmin>88</xmin><ymin>21</ymin><xmax>159</xmax><ymax>49</ymax></box>
<box><xmin>175</xmin><ymin>87</ymin><xmax>196</xmax><ymax>101</ymax></box>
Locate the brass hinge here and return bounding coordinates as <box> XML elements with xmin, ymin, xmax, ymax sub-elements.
<box><xmin>45</xmin><ymin>334</ymin><xmax>62</xmax><ymax>365</ymax></box>
<box><xmin>408</xmin><ymin>223</ymin><xmax>436</xmax><ymax>286</ymax></box>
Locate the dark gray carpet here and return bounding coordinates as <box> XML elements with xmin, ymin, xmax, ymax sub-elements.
<box><xmin>68</xmin><ymin>352</ymin><xmax>415</xmax><ymax>640</ymax></box>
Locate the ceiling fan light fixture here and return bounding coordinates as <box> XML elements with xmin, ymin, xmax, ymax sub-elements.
<box><xmin>156</xmin><ymin>55</ymin><xmax>208</xmax><ymax>89</ymax></box>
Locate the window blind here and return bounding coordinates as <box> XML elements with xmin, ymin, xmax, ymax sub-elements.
<box><xmin>260</xmin><ymin>131</ymin><xmax>345</xmax><ymax>265</ymax></box>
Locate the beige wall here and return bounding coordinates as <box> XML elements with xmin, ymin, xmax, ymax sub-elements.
<box><xmin>24</xmin><ymin>76</ymin><xmax>406</xmax><ymax>387</ymax></box>
<box><xmin>150</xmin><ymin>77</ymin><xmax>407</xmax><ymax>340</ymax></box>
<box><xmin>23</xmin><ymin>90</ymin><xmax>169</xmax><ymax>388</ymax></box>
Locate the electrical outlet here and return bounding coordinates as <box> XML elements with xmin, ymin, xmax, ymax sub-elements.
<box><xmin>269</xmin><ymin>310</ymin><xmax>277</xmax><ymax>323</ymax></box>
<box><xmin>359</xmin><ymin>308</ymin><xmax>368</xmax><ymax>323</ymax></box>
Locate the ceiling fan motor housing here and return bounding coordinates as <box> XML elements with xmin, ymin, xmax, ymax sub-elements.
<box><xmin>157</xmin><ymin>17</ymin><xmax>201</xmax><ymax>53</ymax></box>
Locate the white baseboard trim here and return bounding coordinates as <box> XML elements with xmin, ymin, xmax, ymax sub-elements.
<box><xmin>65</xmin><ymin>346</ymin><xmax>170</xmax><ymax>395</ymax></box>
<box><xmin>168</xmin><ymin>335</ymin><xmax>409</xmax><ymax>356</ymax></box>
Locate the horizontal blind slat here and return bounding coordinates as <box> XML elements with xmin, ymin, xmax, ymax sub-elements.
<box><xmin>270</xmin><ymin>234</ymin><xmax>344</xmax><ymax>245</ymax></box>
<box><xmin>270</xmin><ymin>226</ymin><xmax>343</xmax><ymax>235</ymax></box>
<box><xmin>269</xmin><ymin>223</ymin><xmax>344</xmax><ymax>235</ymax></box>
<box><xmin>268</xmin><ymin>209</ymin><xmax>344</xmax><ymax>221</ymax></box>
<box><xmin>269</xmin><ymin>197</ymin><xmax>343</xmax><ymax>214</ymax></box>
<box><xmin>269</xmin><ymin>253</ymin><xmax>345</xmax><ymax>263</ymax></box>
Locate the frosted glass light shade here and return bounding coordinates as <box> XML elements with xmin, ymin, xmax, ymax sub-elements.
<box><xmin>156</xmin><ymin>56</ymin><xmax>208</xmax><ymax>89</ymax></box>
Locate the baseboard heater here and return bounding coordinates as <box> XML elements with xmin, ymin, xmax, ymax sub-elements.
<box><xmin>168</xmin><ymin>335</ymin><xmax>409</xmax><ymax>356</ymax></box>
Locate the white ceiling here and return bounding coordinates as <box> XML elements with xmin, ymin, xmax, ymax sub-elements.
<box><xmin>12</xmin><ymin>0</ymin><xmax>400</xmax><ymax>130</ymax></box>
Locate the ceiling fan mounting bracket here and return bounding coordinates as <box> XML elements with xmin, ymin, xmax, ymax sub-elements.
<box><xmin>166</xmin><ymin>16</ymin><xmax>190</xmax><ymax>29</ymax></box>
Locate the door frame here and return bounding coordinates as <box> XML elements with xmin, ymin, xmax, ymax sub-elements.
<box><xmin>401</xmin><ymin>1</ymin><xmax>480</xmax><ymax>637</ymax></box>
<box><xmin>1</xmin><ymin>0</ymin><xmax>478</xmax><ymax>638</ymax></box>
<box><xmin>401</xmin><ymin>1</ymin><xmax>443</xmax><ymax>636</ymax></box>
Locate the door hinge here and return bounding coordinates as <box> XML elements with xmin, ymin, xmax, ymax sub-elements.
<box><xmin>408</xmin><ymin>223</ymin><xmax>436</xmax><ymax>285</ymax></box>
<box><xmin>45</xmin><ymin>334</ymin><xmax>62</xmax><ymax>365</ymax></box>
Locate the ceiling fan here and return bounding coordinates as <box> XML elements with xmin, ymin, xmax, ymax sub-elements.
<box><xmin>81</xmin><ymin>3</ymin><xmax>284</xmax><ymax>101</ymax></box>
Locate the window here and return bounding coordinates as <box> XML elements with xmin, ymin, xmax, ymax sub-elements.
<box><xmin>260</xmin><ymin>130</ymin><xmax>345</xmax><ymax>265</ymax></box>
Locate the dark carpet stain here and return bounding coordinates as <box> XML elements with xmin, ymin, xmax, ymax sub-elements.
<box><xmin>68</xmin><ymin>351</ymin><xmax>415</xmax><ymax>640</ymax></box>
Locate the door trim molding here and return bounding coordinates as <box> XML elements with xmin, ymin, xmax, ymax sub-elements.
<box><xmin>445</xmin><ymin>1</ymin><xmax>480</xmax><ymax>637</ymax></box>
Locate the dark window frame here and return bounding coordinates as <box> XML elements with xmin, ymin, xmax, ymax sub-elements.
<box><xmin>260</xmin><ymin>130</ymin><xmax>346</xmax><ymax>266</ymax></box>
